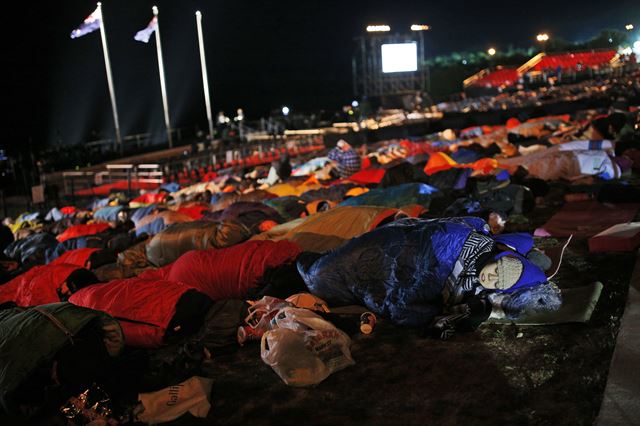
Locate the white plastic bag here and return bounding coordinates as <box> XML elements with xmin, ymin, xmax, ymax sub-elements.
<box><xmin>245</xmin><ymin>296</ymin><xmax>292</xmax><ymax>332</ymax></box>
<box><xmin>269</xmin><ymin>306</ymin><xmax>336</xmax><ymax>332</ymax></box>
<box><xmin>136</xmin><ymin>376</ymin><xmax>214</xmax><ymax>424</ymax></box>
<box><xmin>260</xmin><ymin>308</ymin><xmax>355</xmax><ymax>386</ymax></box>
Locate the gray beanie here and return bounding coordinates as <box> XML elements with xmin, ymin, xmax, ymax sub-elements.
<box><xmin>497</xmin><ymin>256</ymin><xmax>524</xmax><ymax>290</ymax></box>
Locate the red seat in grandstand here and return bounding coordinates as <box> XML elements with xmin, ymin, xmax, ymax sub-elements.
<box><xmin>471</xmin><ymin>68</ymin><xmax>520</xmax><ymax>88</ymax></box>
<box><xmin>532</xmin><ymin>50</ymin><xmax>616</xmax><ymax>72</ymax></box>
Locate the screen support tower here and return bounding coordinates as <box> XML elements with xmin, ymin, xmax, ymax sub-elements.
<box><xmin>353</xmin><ymin>31</ymin><xmax>429</xmax><ymax>99</ymax></box>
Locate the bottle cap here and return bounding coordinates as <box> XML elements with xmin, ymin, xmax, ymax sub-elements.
<box><xmin>360</xmin><ymin>323</ymin><xmax>373</xmax><ymax>334</ymax></box>
<box><xmin>237</xmin><ymin>326</ymin><xmax>247</xmax><ymax>345</ymax></box>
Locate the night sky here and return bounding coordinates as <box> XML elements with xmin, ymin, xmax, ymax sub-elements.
<box><xmin>1</xmin><ymin>0</ymin><xmax>638</xmax><ymax>150</ymax></box>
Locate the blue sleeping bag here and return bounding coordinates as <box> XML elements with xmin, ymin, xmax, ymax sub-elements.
<box><xmin>297</xmin><ymin>217</ymin><xmax>489</xmax><ymax>327</ymax></box>
<box><xmin>338</xmin><ymin>183</ymin><xmax>438</xmax><ymax>209</ymax></box>
<box><xmin>45</xmin><ymin>235</ymin><xmax>107</xmax><ymax>264</ymax></box>
<box><xmin>93</xmin><ymin>206</ymin><xmax>124</xmax><ymax>223</ymax></box>
<box><xmin>4</xmin><ymin>233</ymin><xmax>58</xmax><ymax>267</ymax></box>
<box><xmin>130</xmin><ymin>205</ymin><xmax>159</xmax><ymax>227</ymax></box>
<box><xmin>135</xmin><ymin>217</ymin><xmax>169</xmax><ymax>237</ymax></box>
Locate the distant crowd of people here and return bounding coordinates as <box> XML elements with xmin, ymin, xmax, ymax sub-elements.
<box><xmin>439</xmin><ymin>68</ymin><xmax>640</xmax><ymax>114</ymax></box>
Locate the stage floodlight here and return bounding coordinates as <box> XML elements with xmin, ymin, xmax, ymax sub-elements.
<box><xmin>626</xmin><ymin>24</ymin><xmax>634</xmax><ymax>31</ymax></box>
<box><xmin>367</xmin><ymin>25</ymin><xmax>391</xmax><ymax>32</ymax></box>
<box><xmin>536</xmin><ymin>33</ymin><xmax>549</xmax><ymax>42</ymax></box>
<box><xmin>381</xmin><ymin>43</ymin><xmax>418</xmax><ymax>73</ymax></box>
<box><xmin>488</xmin><ymin>48</ymin><xmax>496</xmax><ymax>56</ymax></box>
<box><xmin>411</xmin><ymin>24</ymin><xmax>431</xmax><ymax>31</ymax></box>
<box><xmin>352</xmin><ymin>100</ymin><xmax>359</xmax><ymax>108</ymax></box>
<box><xmin>282</xmin><ymin>106</ymin><xmax>290</xmax><ymax>116</ymax></box>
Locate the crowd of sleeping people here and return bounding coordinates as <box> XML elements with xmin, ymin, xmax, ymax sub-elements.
<box><xmin>1</xmin><ymin>107</ymin><xmax>638</xmax><ymax>421</ymax></box>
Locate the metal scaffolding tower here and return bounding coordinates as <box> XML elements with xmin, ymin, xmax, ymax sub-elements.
<box><xmin>352</xmin><ymin>32</ymin><xmax>429</xmax><ymax>98</ymax></box>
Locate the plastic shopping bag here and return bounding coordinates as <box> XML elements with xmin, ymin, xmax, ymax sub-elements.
<box><xmin>136</xmin><ymin>376</ymin><xmax>213</xmax><ymax>424</ymax></box>
<box><xmin>261</xmin><ymin>308</ymin><xmax>355</xmax><ymax>386</ymax></box>
<box><xmin>245</xmin><ymin>296</ymin><xmax>293</xmax><ymax>332</ymax></box>
<box><xmin>269</xmin><ymin>306</ymin><xmax>337</xmax><ymax>332</ymax></box>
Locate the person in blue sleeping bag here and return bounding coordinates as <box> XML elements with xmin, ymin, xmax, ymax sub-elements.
<box><xmin>297</xmin><ymin>217</ymin><xmax>560</xmax><ymax>339</ymax></box>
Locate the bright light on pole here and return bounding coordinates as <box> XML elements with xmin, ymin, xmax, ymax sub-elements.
<box><xmin>536</xmin><ymin>33</ymin><xmax>550</xmax><ymax>42</ymax></box>
<box><xmin>366</xmin><ymin>25</ymin><xmax>391</xmax><ymax>32</ymax></box>
<box><xmin>626</xmin><ymin>24</ymin><xmax>634</xmax><ymax>31</ymax></box>
<box><xmin>282</xmin><ymin>106</ymin><xmax>290</xmax><ymax>116</ymax></box>
<box><xmin>487</xmin><ymin>47</ymin><xmax>496</xmax><ymax>56</ymax></box>
<box><xmin>411</xmin><ymin>24</ymin><xmax>431</xmax><ymax>31</ymax></box>
<box><xmin>351</xmin><ymin>100</ymin><xmax>359</xmax><ymax>108</ymax></box>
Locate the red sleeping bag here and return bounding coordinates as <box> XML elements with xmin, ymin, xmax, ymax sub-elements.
<box><xmin>138</xmin><ymin>264</ymin><xmax>173</xmax><ymax>280</ymax></box>
<box><xmin>347</xmin><ymin>168</ymin><xmax>386</xmax><ymax>185</ymax></box>
<box><xmin>0</xmin><ymin>263</ymin><xmax>84</xmax><ymax>307</ymax></box>
<box><xmin>69</xmin><ymin>277</ymin><xmax>195</xmax><ymax>348</ymax></box>
<box><xmin>167</xmin><ymin>240</ymin><xmax>301</xmax><ymax>300</ymax></box>
<box><xmin>56</xmin><ymin>223</ymin><xmax>110</xmax><ymax>242</ymax></box>
<box><xmin>49</xmin><ymin>248</ymin><xmax>101</xmax><ymax>268</ymax></box>
<box><xmin>131</xmin><ymin>192</ymin><xmax>167</xmax><ymax>205</ymax></box>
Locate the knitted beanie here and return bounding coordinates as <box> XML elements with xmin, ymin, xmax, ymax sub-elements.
<box><xmin>497</xmin><ymin>256</ymin><xmax>524</xmax><ymax>290</ymax></box>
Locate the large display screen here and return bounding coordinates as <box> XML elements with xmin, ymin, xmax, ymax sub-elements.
<box><xmin>381</xmin><ymin>43</ymin><xmax>418</xmax><ymax>73</ymax></box>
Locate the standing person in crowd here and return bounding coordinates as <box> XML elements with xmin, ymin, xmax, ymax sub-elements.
<box><xmin>327</xmin><ymin>140</ymin><xmax>361</xmax><ymax>178</ymax></box>
<box><xmin>276</xmin><ymin>154</ymin><xmax>292</xmax><ymax>181</ymax></box>
<box><xmin>216</xmin><ymin>111</ymin><xmax>229</xmax><ymax>141</ymax></box>
<box><xmin>259</xmin><ymin>154</ymin><xmax>292</xmax><ymax>187</ymax></box>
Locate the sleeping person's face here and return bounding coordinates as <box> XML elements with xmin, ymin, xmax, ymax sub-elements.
<box><xmin>479</xmin><ymin>262</ymin><xmax>499</xmax><ymax>289</ymax></box>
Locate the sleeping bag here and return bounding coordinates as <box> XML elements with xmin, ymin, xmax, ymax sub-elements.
<box><xmin>167</xmin><ymin>240</ymin><xmax>302</xmax><ymax>300</ymax></box>
<box><xmin>48</xmin><ymin>247</ymin><xmax>116</xmax><ymax>270</ymax></box>
<box><xmin>146</xmin><ymin>220</ymin><xmax>252</xmax><ymax>266</ymax></box>
<box><xmin>92</xmin><ymin>206</ymin><xmax>125</xmax><ymax>223</ymax></box>
<box><xmin>338</xmin><ymin>182</ymin><xmax>438</xmax><ymax>209</ymax></box>
<box><xmin>297</xmin><ymin>217</ymin><xmax>494</xmax><ymax>327</ymax></box>
<box><xmin>135</xmin><ymin>210</ymin><xmax>193</xmax><ymax>237</ymax></box>
<box><xmin>56</xmin><ymin>223</ymin><xmax>111</xmax><ymax>243</ymax></box>
<box><xmin>251</xmin><ymin>205</ymin><xmax>426</xmax><ymax>253</ymax></box>
<box><xmin>298</xmin><ymin>217</ymin><xmax>549</xmax><ymax>328</ymax></box>
<box><xmin>0</xmin><ymin>303</ymin><xmax>124</xmax><ymax>417</ymax></box>
<box><xmin>3</xmin><ymin>232</ymin><xmax>58</xmax><ymax>267</ymax></box>
<box><xmin>263</xmin><ymin>196</ymin><xmax>309</xmax><ymax>221</ymax></box>
<box><xmin>45</xmin><ymin>233</ymin><xmax>110</xmax><ymax>264</ymax></box>
<box><xmin>69</xmin><ymin>278</ymin><xmax>212</xmax><ymax>348</ymax></box>
<box><xmin>202</xmin><ymin>202</ymin><xmax>284</xmax><ymax>234</ymax></box>
<box><xmin>211</xmin><ymin>190</ymin><xmax>277</xmax><ymax>212</ymax></box>
<box><xmin>0</xmin><ymin>263</ymin><xmax>98</xmax><ymax>307</ymax></box>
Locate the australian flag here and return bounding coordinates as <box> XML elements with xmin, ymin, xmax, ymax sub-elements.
<box><xmin>70</xmin><ymin>7</ymin><xmax>102</xmax><ymax>39</ymax></box>
<box><xmin>134</xmin><ymin>17</ymin><xmax>158</xmax><ymax>43</ymax></box>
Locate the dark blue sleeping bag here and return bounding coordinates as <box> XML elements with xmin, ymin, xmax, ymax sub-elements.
<box><xmin>297</xmin><ymin>217</ymin><xmax>490</xmax><ymax>327</ymax></box>
<box><xmin>338</xmin><ymin>183</ymin><xmax>438</xmax><ymax>209</ymax></box>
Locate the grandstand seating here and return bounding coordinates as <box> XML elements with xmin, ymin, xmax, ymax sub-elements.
<box><xmin>465</xmin><ymin>50</ymin><xmax>620</xmax><ymax>88</ymax></box>
<box><xmin>471</xmin><ymin>67</ymin><xmax>520</xmax><ymax>88</ymax></box>
<box><xmin>531</xmin><ymin>50</ymin><xmax>617</xmax><ymax>72</ymax></box>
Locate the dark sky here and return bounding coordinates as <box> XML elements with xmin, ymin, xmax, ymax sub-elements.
<box><xmin>1</xmin><ymin>0</ymin><xmax>638</xmax><ymax>150</ymax></box>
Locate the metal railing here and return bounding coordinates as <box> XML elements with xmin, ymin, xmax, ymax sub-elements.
<box><xmin>61</xmin><ymin>134</ymin><xmax>325</xmax><ymax>201</ymax></box>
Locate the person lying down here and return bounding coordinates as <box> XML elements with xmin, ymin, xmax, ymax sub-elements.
<box><xmin>297</xmin><ymin>216</ymin><xmax>561</xmax><ymax>340</ymax></box>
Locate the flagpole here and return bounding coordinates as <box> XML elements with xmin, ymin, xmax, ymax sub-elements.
<box><xmin>196</xmin><ymin>11</ymin><xmax>214</xmax><ymax>140</ymax></box>
<box><xmin>96</xmin><ymin>2</ymin><xmax>123</xmax><ymax>155</ymax></box>
<box><xmin>152</xmin><ymin>6</ymin><xmax>173</xmax><ymax>148</ymax></box>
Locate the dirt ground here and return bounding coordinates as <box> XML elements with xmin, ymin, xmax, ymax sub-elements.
<box><xmin>154</xmin><ymin>199</ymin><xmax>635</xmax><ymax>426</ymax></box>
